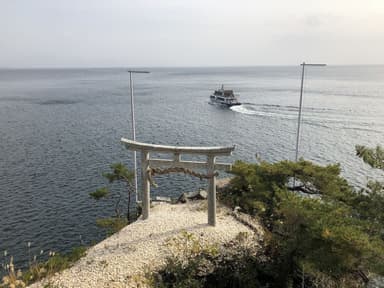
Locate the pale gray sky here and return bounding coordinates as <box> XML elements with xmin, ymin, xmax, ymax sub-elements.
<box><xmin>1</xmin><ymin>0</ymin><xmax>383</xmax><ymax>67</ymax></box>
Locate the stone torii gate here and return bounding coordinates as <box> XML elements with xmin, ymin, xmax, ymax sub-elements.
<box><xmin>121</xmin><ymin>138</ymin><xmax>235</xmax><ymax>226</ymax></box>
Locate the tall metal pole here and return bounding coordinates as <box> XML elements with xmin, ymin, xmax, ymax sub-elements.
<box><xmin>128</xmin><ymin>70</ymin><xmax>150</xmax><ymax>203</ymax></box>
<box><xmin>129</xmin><ymin>72</ymin><xmax>138</xmax><ymax>202</ymax></box>
<box><xmin>295</xmin><ymin>63</ymin><xmax>326</xmax><ymax>162</ymax></box>
<box><xmin>295</xmin><ymin>63</ymin><xmax>305</xmax><ymax>162</ymax></box>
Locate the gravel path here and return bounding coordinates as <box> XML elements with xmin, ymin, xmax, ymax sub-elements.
<box><xmin>29</xmin><ymin>201</ymin><xmax>260</xmax><ymax>288</ymax></box>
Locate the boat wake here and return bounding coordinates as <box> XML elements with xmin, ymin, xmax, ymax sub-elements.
<box><xmin>230</xmin><ymin>104</ymin><xmax>260</xmax><ymax>115</ymax></box>
<box><xmin>230</xmin><ymin>103</ymin><xmax>297</xmax><ymax>120</ymax></box>
<box><xmin>229</xmin><ymin>103</ymin><xmax>383</xmax><ymax>133</ymax></box>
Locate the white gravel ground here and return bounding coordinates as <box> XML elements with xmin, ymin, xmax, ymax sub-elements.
<box><xmin>29</xmin><ymin>201</ymin><xmax>260</xmax><ymax>288</ymax></box>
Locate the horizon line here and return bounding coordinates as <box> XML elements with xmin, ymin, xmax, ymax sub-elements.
<box><xmin>1</xmin><ymin>64</ymin><xmax>384</xmax><ymax>70</ymax></box>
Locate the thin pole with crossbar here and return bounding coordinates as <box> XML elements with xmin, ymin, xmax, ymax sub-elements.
<box><xmin>128</xmin><ymin>70</ymin><xmax>150</xmax><ymax>203</ymax></box>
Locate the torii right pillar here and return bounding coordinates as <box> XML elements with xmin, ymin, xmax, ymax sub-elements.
<box><xmin>207</xmin><ymin>154</ymin><xmax>216</xmax><ymax>226</ymax></box>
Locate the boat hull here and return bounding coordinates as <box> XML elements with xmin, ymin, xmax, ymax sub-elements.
<box><xmin>209</xmin><ymin>100</ymin><xmax>241</xmax><ymax>107</ymax></box>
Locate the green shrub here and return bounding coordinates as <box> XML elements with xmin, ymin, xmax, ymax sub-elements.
<box><xmin>89</xmin><ymin>187</ymin><xmax>109</xmax><ymax>200</ymax></box>
<box><xmin>220</xmin><ymin>160</ymin><xmax>384</xmax><ymax>287</ymax></box>
<box><xmin>90</xmin><ymin>163</ymin><xmax>135</xmax><ymax>223</ymax></box>
<box><xmin>96</xmin><ymin>217</ymin><xmax>128</xmax><ymax>236</ymax></box>
<box><xmin>21</xmin><ymin>246</ymin><xmax>87</xmax><ymax>285</ymax></box>
<box><xmin>150</xmin><ymin>231</ymin><xmax>264</xmax><ymax>288</ymax></box>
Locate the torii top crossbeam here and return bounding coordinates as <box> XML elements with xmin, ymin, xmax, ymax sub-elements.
<box><xmin>121</xmin><ymin>138</ymin><xmax>235</xmax><ymax>155</ymax></box>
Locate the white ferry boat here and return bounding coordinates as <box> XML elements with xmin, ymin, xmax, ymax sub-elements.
<box><xmin>209</xmin><ymin>85</ymin><xmax>241</xmax><ymax>107</ymax></box>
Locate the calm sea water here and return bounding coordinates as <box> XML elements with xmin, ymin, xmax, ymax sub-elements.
<box><xmin>1</xmin><ymin>66</ymin><xmax>384</xmax><ymax>270</ymax></box>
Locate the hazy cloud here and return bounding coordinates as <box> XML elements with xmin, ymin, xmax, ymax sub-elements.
<box><xmin>0</xmin><ymin>0</ymin><xmax>383</xmax><ymax>67</ymax></box>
